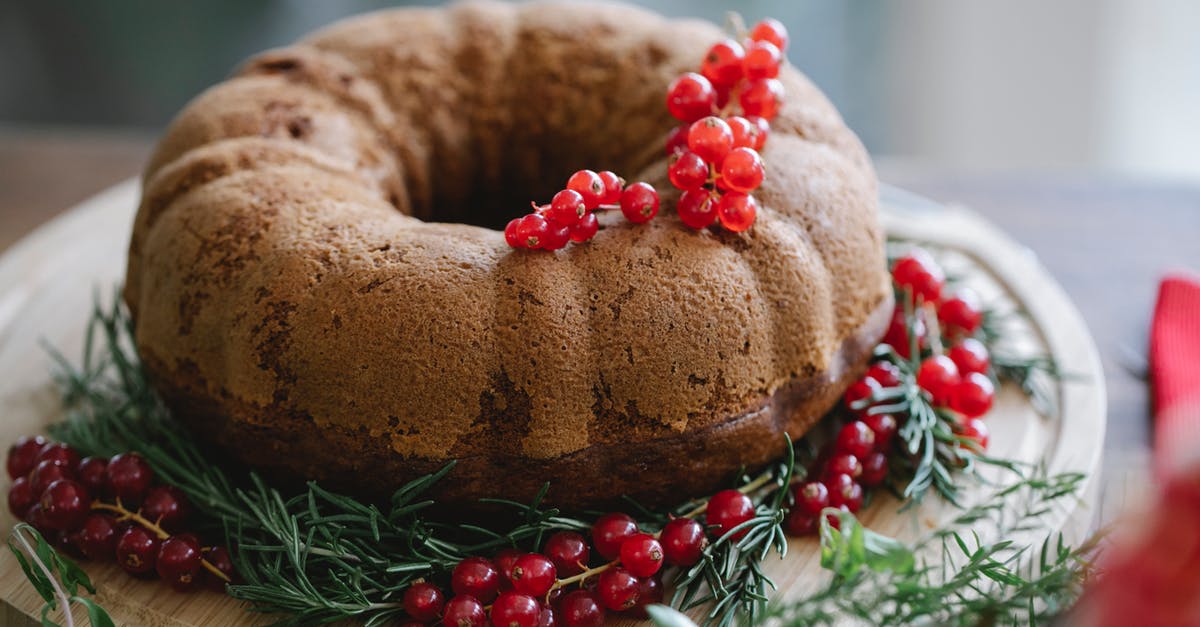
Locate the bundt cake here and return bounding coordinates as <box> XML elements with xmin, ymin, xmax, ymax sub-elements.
<box><xmin>123</xmin><ymin>0</ymin><xmax>892</xmax><ymax>509</ymax></box>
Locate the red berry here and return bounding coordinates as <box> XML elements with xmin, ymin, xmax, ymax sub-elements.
<box><xmin>860</xmin><ymin>452</ymin><xmax>888</xmax><ymax>487</ymax></box>
<box><xmin>39</xmin><ymin>479</ymin><xmax>90</xmax><ymax>531</ymax></box>
<box><xmin>106</xmin><ymin>453</ymin><xmax>153</xmax><ymax>504</ymax></box>
<box><xmin>957</xmin><ymin>417</ymin><xmax>990</xmax><ymax>451</ymax></box>
<box><xmin>116</xmin><ymin>525</ymin><xmax>160</xmax><ymax>575</ymax></box>
<box><xmin>917</xmin><ymin>355</ymin><xmax>961</xmax><ymax>406</ymax></box>
<box><xmin>492</xmin><ymin>591</ymin><xmax>541</xmax><ymax>627</ymax></box>
<box><xmin>597</xmin><ymin>171</ymin><xmax>624</xmax><ymax>204</ymax></box>
<box><xmin>443</xmin><ymin>595</ymin><xmax>488</xmax><ymax>627</ymax></box>
<box><xmin>568</xmin><ymin>212</ymin><xmax>599</xmax><ymax>243</ymax></box>
<box><xmin>493</xmin><ymin>548</ymin><xmax>524</xmax><ymax>589</ymax></box>
<box><xmin>739</xmin><ymin>78</ymin><xmax>784</xmax><ymax>120</ymax></box>
<box><xmin>543</xmin><ymin>531</ymin><xmax>589</xmax><ymax>576</ymax></box>
<box><xmin>591</xmin><ymin>512</ymin><xmax>638</xmax><ymax>560</ymax></box>
<box><xmin>835</xmin><ymin>421</ymin><xmax>876</xmax><ymax>459</ymax></box>
<box><xmin>948</xmin><ymin>338</ymin><xmax>990</xmax><ymax>375</ymax></box>
<box><xmin>783</xmin><ymin>510</ymin><xmax>817</xmax><ymax>536</ymax></box>
<box><xmin>716</xmin><ymin>192</ymin><xmax>758</xmax><ymax>232</ymax></box>
<box><xmin>825</xmin><ymin>474</ymin><xmax>864</xmax><ymax>513</ymax></box>
<box><xmin>891</xmin><ymin>250</ymin><xmax>945</xmax><ymax>303</ymax></box>
<box><xmin>883</xmin><ymin>305</ymin><xmax>926</xmax><ymax>359</ymax></box>
<box><xmin>75</xmin><ymin>457</ymin><xmax>108</xmax><ymax>497</ymax></box>
<box><xmin>504</xmin><ymin>218</ymin><xmax>523</xmax><ymax>248</ymax></box>
<box><xmin>451</xmin><ymin>557</ymin><xmax>501</xmax><ymax>603</ymax></box>
<box><xmin>706</xmin><ymin>489</ymin><xmax>755</xmax><ymax>540</ymax></box>
<box><xmin>939</xmin><ymin>288</ymin><xmax>984</xmax><ymax>336</ymax></box>
<box><xmin>953</xmin><ymin>372</ymin><xmax>995</xmax><ymax>418</ymax></box>
<box><xmin>676</xmin><ymin>189</ymin><xmax>718</xmax><ymax>229</ymax></box>
<box><xmin>7</xmin><ymin>435</ymin><xmax>47</xmax><ymax>479</ymax></box>
<box><xmin>75</xmin><ymin>513</ymin><xmax>118</xmax><ymax>561</ymax></box>
<box><xmin>748</xmin><ymin>116</ymin><xmax>771</xmax><ymax>149</ymax></box>
<box><xmin>8</xmin><ymin>476</ymin><xmax>35</xmax><ymax>518</ymax></box>
<box><xmin>658</xmin><ymin>518</ymin><xmax>706</xmax><ymax>567</ymax></box>
<box><xmin>750</xmin><ymin>18</ymin><xmax>789</xmax><ymax>52</ymax></box>
<box><xmin>142</xmin><ymin>485</ymin><xmax>191</xmax><ymax>532</ymax></box>
<box><xmin>537</xmin><ymin>606</ymin><xmax>555</xmax><ymax>627</ymax></box>
<box><xmin>30</xmin><ymin>459</ymin><xmax>74</xmax><ymax>496</ymax></box>
<box><xmin>595</xmin><ymin>567</ymin><xmax>639</xmax><ymax>611</ymax></box>
<box><xmin>668</xmin><ymin>151</ymin><xmax>710</xmax><ymax>190</ymax></box>
<box><xmin>666</xmin><ymin>73</ymin><xmax>716</xmax><ymax>123</ymax></box>
<box><xmin>566</xmin><ymin>170</ymin><xmax>605</xmax><ymax>210</ymax></box>
<box><xmin>541</xmin><ymin>219</ymin><xmax>571</xmax><ymax>252</ymax></box>
<box><xmin>665</xmin><ymin>125</ymin><xmax>689</xmax><ymax>155</ymax></box>
<box><xmin>865</xmin><ymin>361</ymin><xmax>903</xmax><ymax>388</ymax></box>
<box><xmin>862</xmin><ymin>413</ymin><xmax>899</xmax><ymax>451</ymax></box>
<box><xmin>404</xmin><ymin>582</ymin><xmax>446</xmax><ymax>622</ymax></box>
<box><xmin>511</xmin><ymin>553</ymin><xmax>556</xmax><ymax>597</ymax></box>
<box><xmin>514</xmin><ymin>214</ymin><xmax>551</xmax><ymax>250</ymax></box>
<box><xmin>548</xmin><ymin>189</ymin><xmax>587</xmax><ymax>227</ymax></box>
<box><xmin>843</xmin><ymin>377</ymin><xmax>881</xmax><ymax>414</ymax></box>
<box><xmin>827</xmin><ymin>454</ymin><xmax>862</xmax><ymax>480</ymax></box>
<box><xmin>202</xmin><ymin>545</ymin><xmax>237</xmax><ymax>591</ymax></box>
<box><xmin>628</xmin><ymin>576</ymin><xmax>664</xmax><ymax>619</ymax></box>
<box><xmin>701</xmin><ymin>39</ymin><xmax>745</xmax><ymax>87</ymax></box>
<box><xmin>36</xmin><ymin>443</ymin><xmax>81</xmax><ymax>470</ymax></box>
<box><xmin>618</xmin><ymin>533</ymin><xmax>663</xmax><ymax>578</ymax></box>
<box><xmin>619</xmin><ymin>182</ymin><xmax>659</xmax><ymax>224</ymax></box>
<box><xmin>157</xmin><ymin>535</ymin><xmax>202</xmax><ymax>591</ymax></box>
<box><xmin>686</xmin><ymin>116</ymin><xmax>734</xmax><ymax>164</ymax></box>
<box><xmin>719</xmin><ymin>147</ymin><xmax>764</xmax><ymax>193</ymax></box>
<box><xmin>558</xmin><ymin>590</ymin><xmax>605</xmax><ymax>627</ymax></box>
<box><xmin>794</xmin><ymin>481</ymin><xmax>829</xmax><ymax>517</ymax></box>
<box><xmin>743</xmin><ymin>40</ymin><xmax>782</xmax><ymax>80</ymax></box>
<box><xmin>727</xmin><ymin>116</ymin><xmax>762</xmax><ymax>150</ymax></box>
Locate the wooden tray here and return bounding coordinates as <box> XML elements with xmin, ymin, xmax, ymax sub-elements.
<box><xmin>0</xmin><ymin>181</ymin><xmax>1106</xmax><ymax>626</ymax></box>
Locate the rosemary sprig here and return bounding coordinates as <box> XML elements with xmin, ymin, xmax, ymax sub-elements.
<box><xmin>7</xmin><ymin>523</ymin><xmax>114</xmax><ymax>627</ymax></box>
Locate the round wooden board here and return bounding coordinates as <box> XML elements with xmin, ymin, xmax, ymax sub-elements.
<box><xmin>0</xmin><ymin>181</ymin><xmax>1105</xmax><ymax>626</ymax></box>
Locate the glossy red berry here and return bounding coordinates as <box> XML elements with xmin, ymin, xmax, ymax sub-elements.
<box><xmin>567</xmin><ymin>170</ymin><xmax>605</xmax><ymax>210</ymax></box>
<box><xmin>843</xmin><ymin>377</ymin><xmax>880</xmax><ymax>414</ymax></box>
<box><xmin>716</xmin><ymin>192</ymin><xmax>758</xmax><ymax>232</ymax></box>
<box><xmin>883</xmin><ymin>305</ymin><xmax>926</xmax><ymax>359</ymax></box>
<box><xmin>892</xmin><ymin>250</ymin><xmax>945</xmax><ymax>303</ymax></box>
<box><xmin>443</xmin><ymin>595</ymin><xmax>488</xmax><ymax>627</ymax></box>
<box><xmin>706</xmin><ymin>489</ymin><xmax>755</xmax><ymax>540</ymax></box>
<box><xmin>794</xmin><ymin>481</ymin><xmax>829</xmax><ymax>517</ymax></box>
<box><xmin>949</xmin><ymin>338</ymin><xmax>990</xmax><ymax>375</ymax></box>
<box><xmin>568</xmin><ymin>212</ymin><xmax>599</xmax><ymax>243</ymax></box>
<box><xmin>658</xmin><ymin>518</ymin><xmax>705</xmax><ymax>567</ymax></box>
<box><xmin>491</xmin><ymin>591</ymin><xmax>541</xmax><ymax>627</ymax></box>
<box><xmin>743</xmin><ymin>40</ymin><xmax>782</xmax><ymax>80</ymax></box>
<box><xmin>116</xmin><ymin>525</ymin><xmax>160</xmax><ymax>575</ymax></box>
<box><xmin>668</xmin><ymin>151</ymin><xmax>709</xmax><ymax>190</ymax></box>
<box><xmin>404</xmin><ymin>582</ymin><xmax>446</xmax><ymax>622</ymax></box>
<box><xmin>783</xmin><ymin>510</ymin><xmax>817</xmax><ymax>536</ymax></box>
<box><xmin>917</xmin><ymin>355</ymin><xmax>961</xmax><ymax>406</ymax></box>
<box><xmin>591</xmin><ymin>512</ymin><xmax>638</xmax><ymax>560</ymax></box>
<box><xmin>939</xmin><ymin>288</ymin><xmax>984</xmax><ymax>336</ymax></box>
<box><xmin>666</xmin><ymin>73</ymin><xmax>716</xmax><ymax>123</ymax></box>
<box><xmin>825</xmin><ymin>473</ymin><xmax>864</xmax><ymax>513</ymax></box>
<box><xmin>558</xmin><ymin>590</ymin><xmax>605</xmax><ymax>627</ymax></box>
<box><xmin>865</xmin><ymin>361</ymin><xmax>903</xmax><ymax>388</ymax></box>
<box><xmin>595</xmin><ymin>567</ymin><xmax>640</xmax><ymax>611</ymax></box>
<box><xmin>686</xmin><ymin>116</ymin><xmax>734</xmax><ymax>165</ymax></box>
<box><xmin>860</xmin><ymin>452</ymin><xmax>888</xmax><ymax>487</ymax></box>
<box><xmin>739</xmin><ymin>78</ymin><xmax>784</xmax><ymax>120</ymax></box>
<box><xmin>827</xmin><ymin>454</ymin><xmax>862</xmax><ymax>480</ymax></box>
<box><xmin>511</xmin><ymin>553</ymin><xmax>556</xmax><ymax>596</ymax></box>
<box><xmin>514</xmin><ymin>214</ymin><xmax>551</xmax><ymax>250</ymax></box>
<box><xmin>719</xmin><ymin>147</ymin><xmax>764</xmax><ymax>193</ymax></box>
<box><xmin>75</xmin><ymin>457</ymin><xmax>107</xmax><ymax>497</ymax></box>
<box><xmin>628</xmin><ymin>576</ymin><xmax>664</xmax><ymax>619</ymax></box>
<box><xmin>543</xmin><ymin>531</ymin><xmax>589</xmax><ymax>576</ymax></box>
<box><xmin>202</xmin><ymin>545</ymin><xmax>237</xmax><ymax>591</ymax></box>
<box><xmin>30</xmin><ymin>459</ymin><xmax>74</xmax><ymax>496</ymax></box>
<box><xmin>75</xmin><ymin>513</ymin><xmax>118</xmax><ymax>561</ymax></box>
<box><xmin>36</xmin><ymin>443</ymin><xmax>80</xmax><ymax>469</ymax></box>
<box><xmin>835</xmin><ymin>421</ymin><xmax>876</xmax><ymax>459</ymax></box>
<box><xmin>106</xmin><ymin>453</ymin><xmax>153</xmax><ymax>504</ymax></box>
<box><xmin>157</xmin><ymin>535</ymin><xmax>202</xmax><ymax>591</ymax></box>
<box><xmin>676</xmin><ymin>189</ymin><xmax>718</xmax><ymax>229</ymax></box>
<box><xmin>619</xmin><ymin>182</ymin><xmax>659</xmax><ymax>224</ymax></box>
<box><xmin>451</xmin><ymin>557</ymin><xmax>501</xmax><ymax>603</ymax></box>
<box><xmin>727</xmin><ymin>116</ymin><xmax>762</xmax><ymax>151</ymax></box>
<box><xmin>142</xmin><ymin>485</ymin><xmax>191</xmax><ymax>532</ymax></box>
<box><xmin>504</xmin><ymin>218</ymin><xmax>523</xmax><ymax>248</ymax></box>
<box><xmin>540</xmin><ymin>219</ymin><xmax>571</xmax><ymax>252</ymax></box>
<box><xmin>957</xmin><ymin>417</ymin><xmax>990</xmax><ymax>450</ymax></box>
<box><xmin>40</xmin><ymin>479</ymin><xmax>90</xmax><ymax>531</ymax></box>
<box><xmin>953</xmin><ymin>372</ymin><xmax>995</xmax><ymax>418</ymax></box>
<box><xmin>665</xmin><ymin>125</ymin><xmax>689</xmax><ymax>155</ymax></box>
<box><xmin>7</xmin><ymin>435</ymin><xmax>47</xmax><ymax>479</ymax></box>
<box><xmin>8</xmin><ymin>476</ymin><xmax>35</xmax><ymax>518</ymax></box>
<box><xmin>862</xmin><ymin>413</ymin><xmax>899</xmax><ymax>451</ymax></box>
<box><xmin>618</xmin><ymin>533</ymin><xmax>664</xmax><ymax>578</ymax></box>
<box><xmin>750</xmin><ymin>18</ymin><xmax>789</xmax><ymax>52</ymax></box>
<box><xmin>493</xmin><ymin>548</ymin><xmax>523</xmax><ymax>589</ymax></box>
<box><xmin>748</xmin><ymin>116</ymin><xmax>771</xmax><ymax>149</ymax></box>
<box><xmin>549</xmin><ymin>189</ymin><xmax>587</xmax><ymax>227</ymax></box>
<box><xmin>700</xmin><ymin>39</ymin><xmax>745</xmax><ymax>88</ymax></box>
<box><xmin>24</xmin><ymin>502</ymin><xmax>50</xmax><ymax>534</ymax></box>
<box><xmin>597</xmin><ymin>171</ymin><xmax>624</xmax><ymax>204</ymax></box>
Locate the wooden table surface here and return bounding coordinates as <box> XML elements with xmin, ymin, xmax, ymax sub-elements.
<box><xmin>2</xmin><ymin>127</ymin><xmax>1198</xmax><ymax>504</ymax></box>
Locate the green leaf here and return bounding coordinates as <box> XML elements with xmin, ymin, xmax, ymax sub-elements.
<box><xmin>73</xmin><ymin>597</ymin><xmax>116</xmax><ymax>627</ymax></box>
<box><xmin>646</xmin><ymin>604</ymin><xmax>699</xmax><ymax>627</ymax></box>
<box><xmin>819</xmin><ymin>509</ymin><xmax>914</xmax><ymax>579</ymax></box>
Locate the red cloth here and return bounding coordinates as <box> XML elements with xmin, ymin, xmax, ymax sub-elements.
<box><xmin>1151</xmin><ymin>273</ymin><xmax>1200</xmax><ymax>475</ymax></box>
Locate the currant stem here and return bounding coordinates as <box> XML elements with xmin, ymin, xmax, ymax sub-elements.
<box><xmin>924</xmin><ymin>300</ymin><xmax>945</xmax><ymax>356</ymax></box>
<box><xmin>91</xmin><ymin>500</ymin><xmax>232</xmax><ymax>583</ymax></box>
<box><xmin>547</xmin><ymin>559</ymin><xmax>618</xmax><ymax>600</ymax></box>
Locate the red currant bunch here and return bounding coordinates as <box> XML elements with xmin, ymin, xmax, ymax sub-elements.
<box><xmin>504</xmin><ymin>170</ymin><xmax>660</xmax><ymax>251</ymax></box>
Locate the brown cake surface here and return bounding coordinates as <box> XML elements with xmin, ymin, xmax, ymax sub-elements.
<box><xmin>124</xmin><ymin>1</ymin><xmax>892</xmax><ymax>509</ymax></box>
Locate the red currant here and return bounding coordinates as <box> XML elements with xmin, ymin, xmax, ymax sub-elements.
<box><xmin>75</xmin><ymin>513</ymin><xmax>118</xmax><ymax>561</ymax></box>
<box><xmin>716</xmin><ymin>192</ymin><xmax>758</xmax><ymax>232</ymax></box>
<box><xmin>748</xmin><ymin>116</ymin><xmax>771</xmax><ymax>148</ymax></box>
<box><xmin>618</xmin><ymin>533</ymin><xmax>663</xmax><ymax>578</ymax></box>
<box><xmin>827</xmin><ymin>453</ymin><xmax>862</xmax><ymax>480</ymax></box>
<box><xmin>939</xmin><ymin>288</ymin><xmax>984</xmax><ymax>336</ymax></box>
<box><xmin>953</xmin><ymin>372</ymin><xmax>995</xmax><ymax>418</ymax></box>
<box><xmin>794</xmin><ymin>481</ymin><xmax>829</xmax><ymax>517</ymax></box>
<box><xmin>619</xmin><ymin>182</ymin><xmax>659</xmax><ymax>224</ymax></box>
<box><xmin>567</xmin><ymin>170</ymin><xmax>605</xmax><ymax>210</ymax></box>
<box><xmin>511</xmin><ymin>553</ymin><xmax>556</xmax><ymax>597</ymax></box>
<box><xmin>116</xmin><ymin>525</ymin><xmax>160</xmax><ymax>575</ymax></box>
<box><xmin>202</xmin><ymin>545</ymin><xmax>237</xmax><ymax>591</ymax></box>
<box><xmin>668</xmin><ymin>151</ymin><xmax>710</xmax><ymax>190</ymax></box>
<box><xmin>783</xmin><ymin>509</ymin><xmax>817</xmax><ymax>536</ymax></box>
<box><xmin>743</xmin><ymin>40</ymin><xmax>782</xmax><ymax>80</ymax></box>
<box><xmin>6</xmin><ymin>435</ymin><xmax>47</xmax><ymax>479</ymax></box>
<box><xmin>543</xmin><ymin>531</ymin><xmax>589</xmax><ymax>576</ymax></box>
<box><xmin>727</xmin><ymin>116</ymin><xmax>762</xmax><ymax>150</ymax></box>
<box><xmin>825</xmin><ymin>474</ymin><xmax>864</xmax><ymax>513</ymax></box>
<box><xmin>701</xmin><ymin>39</ymin><xmax>745</xmax><ymax>87</ymax></box>
<box><xmin>597</xmin><ymin>171</ymin><xmax>624</xmax><ymax>204</ymax></box>
<box><xmin>865</xmin><ymin>361</ymin><xmax>903</xmax><ymax>388</ymax></box>
<box><xmin>835</xmin><ymin>421</ymin><xmax>876</xmax><ymax>459</ymax></box>
<box><xmin>504</xmin><ymin>218</ymin><xmax>523</xmax><ymax>248</ymax></box>
<box><xmin>404</xmin><ymin>582</ymin><xmax>446</xmax><ymax>622</ymax></box>
<box><xmin>739</xmin><ymin>78</ymin><xmax>784</xmax><ymax>120</ymax></box>
<box><xmin>568</xmin><ymin>212</ymin><xmax>599</xmax><ymax>243</ymax></box>
<box><xmin>665</xmin><ymin>125</ymin><xmax>688</xmax><ymax>155</ymax></box>
<box><xmin>666</xmin><ymin>73</ymin><xmax>716</xmax><ymax>123</ymax></box>
<box><xmin>514</xmin><ymin>214</ymin><xmax>551</xmax><ymax>250</ymax></box>
<box><xmin>75</xmin><ymin>457</ymin><xmax>108</xmax><ymax>497</ymax></box>
<box><xmin>541</xmin><ymin>219</ymin><xmax>571</xmax><ymax>252</ymax></box>
<box><xmin>687</xmin><ymin>116</ymin><xmax>734</xmax><ymax>165</ymax></box>
<box><xmin>558</xmin><ymin>590</ymin><xmax>605</xmax><ymax>627</ymax></box>
<box><xmin>142</xmin><ymin>485</ymin><xmax>191</xmax><ymax>532</ymax></box>
<box><xmin>882</xmin><ymin>305</ymin><xmax>926</xmax><ymax>359</ymax></box>
<box><xmin>891</xmin><ymin>250</ymin><xmax>945</xmax><ymax>303</ymax></box>
<box><xmin>714</xmin><ymin>83</ymin><xmax>731</xmax><ymax>111</ymax></box>
<box><xmin>917</xmin><ymin>355</ymin><xmax>961</xmax><ymax>406</ymax></box>
<box><xmin>493</xmin><ymin>548</ymin><xmax>523</xmax><ymax>589</ymax></box>
<box><xmin>36</xmin><ymin>443</ymin><xmax>81</xmax><ymax>470</ymax></box>
<box><xmin>719</xmin><ymin>147</ymin><xmax>764</xmax><ymax>193</ymax></box>
<box><xmin>843</xmin><ymin>376</ymin><xmax>880</xmax><ymax>414</ymax></box>
<box><xmin>860</xmin><ymin>452</ymin><xmax>888</xmax><ymax>487</ymax></box>
<box><xmin>591</xmin><ymin>512</ymin><xmax>638</xmax><ymax>560</ymax></box>
<box><xmin>706</xmin><ymin>489</ymin><xmax>754</xmax><ymax>539</ymax></box>
<box><xmin>548</xmin><ymin>189</ymin><xmax>587</xmax><ymax>227</ymax></box>
<box><xmin>595</xmin><ymin>567</ymin><xmax>639</xmax><ymax>611</ymax></box>
<box><xmin>106</xmin><ymin>452</ymin><xmax>153</xmax><ymax>504</ymax></box>
<box><xmin>443</xmin><ymin>595</ymin><xmax>488</xmax><ymax>627</ymax></box>
<box><xmin>40</xmin><ymin>479</ymin><xmax>90</xmax><ymax>531</ymax></box>
<box><xmin>30</xmin><ymin>459</ymin><xmax>74</xmax><ymax>497</ymax></box>
<box><xmin>750</xmin><ymin>18</ymin><xmax>789</xmax><ymax>52</ymax></box>
<box><xmin>157</xmin><ymin>535</ymin><xmax>202</xmax><ymax>591</ymax></box>
<box><xmin>957</xmin><ymin>417</ymin><xmax>990</xmax><ymax>450</ymax></box>
<box><xmin>862</xmin><ymin>413</ymin><xmax>898</xmax><ymax>451</ymax></box>
<box><xmin>949</xmin><ymin>338</ymin><xmax>990</xmax><ymax>375</ymax></box>
<box><xmin>451</xmin><ymin>557</ymin><xmax>501</xmax><ymax>603</ymax></box>
<box><xmin>676</xmin><ymin>189</ymin><xmax>718</xmax><ymax>229</ymax></box>
<box><xmin>8</xmin><ymin>476</ymin><xmax>34</xmax><ymax>518</ymax></box>
<box><xmin>659</xmin><ymin>518</ymin><xmax>706</xmax><ymax>567</ymax></box>
<box><xmin>628</xmin><ymin>576</ymin><xmax>663</xmax><ymax>619</ymax></box>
